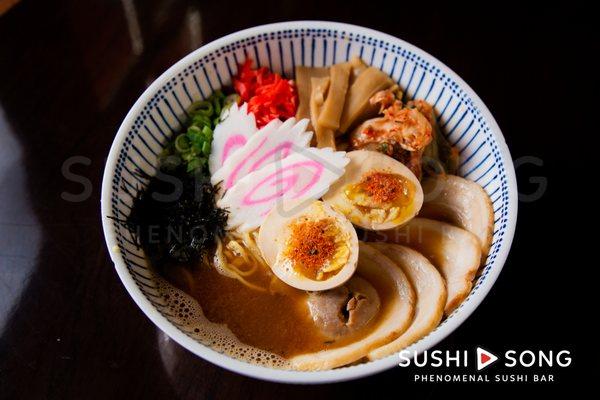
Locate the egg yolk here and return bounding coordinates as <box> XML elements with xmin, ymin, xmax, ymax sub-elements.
<box><xmin>282</xmin><ymin>217</ymin><xmax>350</xmax><ymax>281</ymax></box>
<box><xmin>344</xmin><ymin>171</ymin><xmax>415</xmax><ymax>223</ymax></box>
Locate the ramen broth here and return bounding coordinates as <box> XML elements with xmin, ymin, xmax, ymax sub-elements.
<box><xmin>162</xmin><ymin>253</ymin><xmax>393</xmax><ymax>358</ymax></box>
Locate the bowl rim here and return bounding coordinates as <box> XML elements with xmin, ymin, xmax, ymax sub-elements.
<box><xmin>101</xmin><ymin>20</ymin><xmax>518</xmax><ymax>384</ymax></box>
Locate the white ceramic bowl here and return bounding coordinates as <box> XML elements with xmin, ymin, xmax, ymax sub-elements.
<box><xmin>101</xmin><ymin>21</ymin><xmax>517</xmax><ymax>383</ymax></box>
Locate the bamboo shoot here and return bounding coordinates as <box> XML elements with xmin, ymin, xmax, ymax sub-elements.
<box><xmin>317</xmin><ymin>63</ymin><xmax>351</xmax><ymax>130</ymax></box>
<box><xmin>339</xmin><ymin>67</ymin><xmax>394</xmax><ymax>133</ymax></box>
<box><xmin>295</xmin><ymin>66</ymin><xmax>329</xmax><ymax>130</ymax></box>
<box><xmin>309</xmin><ymin>77</ymin><xmax>336</xmax><ymax>149</ymax></box>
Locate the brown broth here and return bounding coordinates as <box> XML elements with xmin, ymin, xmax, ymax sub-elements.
<box><xmin>161</xmin><ymin>254</ymin><xmax>392</xmax><ymax>359</ymax></box>
<box><xmin>193</xmin><ymin>264</ymin><xmax>330</xmax><ymax>357</ymax></box>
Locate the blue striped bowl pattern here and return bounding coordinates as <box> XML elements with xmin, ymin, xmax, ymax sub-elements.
<box><xmin>101</xmin><ymin>21</ymin><xmax>517</xmax><ymax>383</ymax></box>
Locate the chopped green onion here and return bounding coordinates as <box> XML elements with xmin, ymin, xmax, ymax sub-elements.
<box><xmin>201</xmin><ymin>125</ymin><xmax>212</xmax><ymax>138</ymax></box>
<box><xmin>175</xmin><ymin>134</ymin><xmax>190</xmax><ymax>153</ymax></box>
<box><xmin>187</xmin><ymin>158</ymin><xmax>202</xmax><ymax>173</ymax></box>
<box><xmin>191</xmin><ymin>113</ymin><xmax>211</xmax><ymax>128</ymax></box>
<box><xmin>159</xmin><ymin>90</ymin><xmax>228</xmax><ymax>175</ymax></box>
<box><xmin>189</xmin><ymin>100</ymin><xmax>213</xmax><ymax>116</ymax></box>
<box><xmin>201</xmin><ymin>141</ymin><xmax>211</xmax><ymax>156</ymax></box>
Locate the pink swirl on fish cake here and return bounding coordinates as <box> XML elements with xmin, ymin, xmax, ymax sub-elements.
<box><xmin>221</xmin><ymin>134</ymin><xmax>247</xmax><ymax>165</ymax></box>
<box><xmin>248</xmin><ymin>142</ymin><xmax>293</xmax><ymax>172</ymax></box>
<box><xmin>224</xmin><ymin>139</ymin><xmax>295</xmax><ymax>189</ymax></box>
<box><xmin>241</xmin><ymin>160</ymin><xmax>324</xmax><ymax>207</ymax></box>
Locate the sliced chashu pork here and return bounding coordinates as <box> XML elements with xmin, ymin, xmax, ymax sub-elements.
<box><xmin>420</xmin><ymin>174</ymin><xmax>494</xmax><ymax>263</ymax></box>
<box><xmin>367</xmin><ymin>243</ymin><xmax>446</xmax><ymax>359</ymax></box>
<box><xmin>369</xmin><ymin>218</ymin><xmax>480</xmax><ymax>315</ymax></box>
<box><xmin>289</xmin><ymin>242</ymin><xmax>414</xmax><ymax>370</ymax></box>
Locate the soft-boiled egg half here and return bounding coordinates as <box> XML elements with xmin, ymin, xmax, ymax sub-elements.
<box><xmin>258</xmin><ymin>200</ymin><xmax>359</xmax><ymax>291</ymax></box>
<box><xmin>323</xmin><ymin>150</ymin><xmax>423</xmax><ymax>230</ymax></box>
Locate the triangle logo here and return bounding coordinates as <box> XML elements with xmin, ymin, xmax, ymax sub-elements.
<box><xmin>477</xmin><ymin>347</ymin><xmax>498</xmax><ymax>371</ymax></box>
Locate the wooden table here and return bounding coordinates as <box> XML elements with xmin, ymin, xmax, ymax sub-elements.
<box><xmin>0</xmin><ymin>1</ymin><xmax>589</xmax><ymax>398</ymax></box>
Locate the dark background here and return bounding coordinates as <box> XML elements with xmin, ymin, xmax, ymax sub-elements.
<box><xmin>0</xmin><ymin>1</ymin><xmax>594</xmax><ymax>398</ymax></box>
